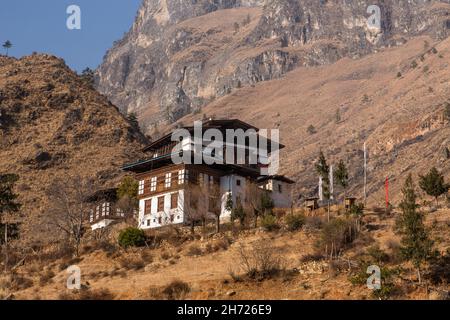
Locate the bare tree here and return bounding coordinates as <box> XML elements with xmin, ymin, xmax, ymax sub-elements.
<box><xmin>208</xmin><ymin>183</ymin><xmax>222</xmax><ymax>233</ymax></box>
<box><xmin>44</xmin><ymin>176</ymin><xmax>96</xmax><ymax>256</ymax></box>
<box><xmin>244</xmin><ymin>182</ymin><xmax>274</xmax><ymax>228</ymax></box>
<box><xmin>244</xmin><ymin>182</ymin><xmax>263</xmax><ymax>228</ymax></box>
<box><xmin>182</xmin><ymin>183</ymin><xmax>208</xmax><ymax>234</ymax></box>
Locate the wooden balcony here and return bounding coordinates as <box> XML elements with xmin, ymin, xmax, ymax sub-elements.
<box><xmin>89</xmin><ymin>205</ymin><xmax>127</xmax><ymax>225</ymax></box>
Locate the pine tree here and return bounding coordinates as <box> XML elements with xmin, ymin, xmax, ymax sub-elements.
<box><xmin>80</xmin><ymin>67</ymin><xmax>95</xmax><ymax>86</ymax></box>
<box><xmin>315</xmin><ymin>151</ymin><xmax>331</xmax><ymax>220</ymax></box>
<box><xmin>396</xmin><ymin>174</ymin><xmax>434</xmax><ymax>284</ymax></box>
<box><xmin>2</xmin><ymin>40</ymin><xmax>12</xmax><ymax>56</ymax></box>
<box><xmin>334</xmin><ymin>159</ymin><xmax>349</xmax><ymax>202</ymax></box>
<box><xmin>419</xmin><ymin>167</ymin><xmax>449</xmax><ymax>206</ymax></box>
<box><xmin>0</xmin><ymin>173</ymin><xmax>21</xmax><ymax>271</ymax></box>
<box><xmin>127</xmin><ymin>112</ymin><xmax>139</xmax><ymax>129</ymax></box>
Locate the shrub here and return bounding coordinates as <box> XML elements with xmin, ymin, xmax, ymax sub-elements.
<box><xmin>118</xmin><ymin>227</ymin><xmax>146</xmax><ymax>248</ymax></box>
<box><xmin>237</xmin><ymin>240</ymin><xmax>284</xmax><ymax>280</ymax></box>
<box><xmin>186</xmin><ymin>244</ymin><xmax>203</xmax><ymax>256</ymax></box>
<box><xmin>260</xmin><ymin>214</ymin><xmax>279</xmax><ymax>232</ymax></box>
<box><xmin>39</xmin><ymin>269</ymin><xmax>55</xmax><ymax>286</ymax></box>
<box><xmin>427</xmin><ymin>249</ymin><xmax>450</xmax><ymax>285</ymax></box>
<box><xmin>118</xmin><ymin>255</ymin><xmax>145</xmax><ymax>270</ymax></box>
<box><xmin>366</xmin><ymin>245</ymin><xmax>390</xmax><ymax>264</ymax></box>
<box><xmin>60</xmin><ymin>288</ymin><xmax>115</xmax><ymax>300</ymax></box>
<box><xmin>396</xmin><ymin>72</ymin><xmax>402</xmax><ymax>78</ymax></box>
<box><xmin>317</xmin><ymin>218</ymin><xmax>356</xmax><ymax>258</ymax></box>
<box><xmin>285</xmin><ymin>214</ymin><xmax>305</xmax><ymax>231</ymax></box>
<box><xmin>307</xmin><ymin>125</ymin><xmax>316</xmax><ymax>135</ymax></box>
<box><xmin>161</xmin><ymin>280</ymin><xmax>190</xmax><ymax>300</ymax></box>
<box><xmin>411</xmin><ymin>60</ymin><xmax>418</xmax><ymax>68</ymax></box>
<box><xmin>300</xmin><ymin>253</ymin><xmax>325</xmax><ymax>263</ymax></box>
<box><xmin>304</xmin><ymin>216</ymin><xmax>324</xmax><ymax>230</ymax></box>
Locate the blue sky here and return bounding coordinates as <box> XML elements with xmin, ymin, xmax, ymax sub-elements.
<box><xmin>0</xmin><ymin>0</ymin><xmax>142</xmax><ymax>72</ymax></box>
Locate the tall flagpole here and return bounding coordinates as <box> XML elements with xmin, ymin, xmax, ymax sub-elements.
<box><xmin>364</xmin><ymin>142</ymin><xmax>367</xmax><ymax>205</ymax></box>
<box><xmin>319</xmin><ymin>176</ymin><xmax>323</xmax><ymax>202</ymax></box>
<box><xmin>329</xmin><ymin>165</ymin><xmax>334</xmax><ymax>201</ymax></box>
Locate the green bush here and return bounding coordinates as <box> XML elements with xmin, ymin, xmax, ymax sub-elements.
<box><xmin>118</xmin><ymin>227</ymin><xmax>146</xmax><ymax>248</ymax></box>
<box><xmin>285</xmin><ymin>214</ymin><xmax>305</xmax><ymax>231</ymax></box>
<box><xmin>261</xmin><ymin>214</ymin><xmax>279</xmax><ymax>232</ymax></box>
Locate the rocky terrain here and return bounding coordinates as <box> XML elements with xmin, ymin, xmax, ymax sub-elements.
<box><xmin>97</xmin><ymin>0</ymin><xmax>450</xmax><ymax>130</ymax></box>
<box><xmin>0</xmin><ymin>54</ymin><xmax>147</xmax><ymax>244</ymax></box>
<box><xmin>178</xmin><ymin>36</ymin><xmax>450</xmax><ymax>205</ymax></box>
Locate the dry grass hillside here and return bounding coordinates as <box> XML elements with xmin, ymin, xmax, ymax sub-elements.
<box><xmin>174</xmin><ymin>36</ymin><xmax>450</xmax><ymax>206</ymax></box>
<box><xmin>3</xmin><ymin>206</ymin><xmax>449</xmax><ymax>300</ymax></box>
<box><xmin>0</xmin><ymin>54</ymin><xmax>147</xmax><ymax>244</ymax></box>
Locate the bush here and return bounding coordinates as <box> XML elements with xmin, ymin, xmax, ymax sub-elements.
<box><xmin>260</xmin><ymin>214</ymin><xmax>279</xmax><ymax>232</ymax></box>
<box><xmin>118</xmin><ymin>227</ymin><xmax>146</xmax><ymax>248</ymax></box>
<box><xmin>161</xmin><ymin>280</ymin><xmax>190</xmax><ymax>300</ymax></box>
<box><xmin>366</xmin><ymin>245</ymin><xmax>390</xmax><ymax>264</ymax></box>
<box><xmin>317</xmin><ymin>218</ymin><xmax>356</xmax><ymax>258</ymax></box>
<box><xmin>118</xmin><ymin>255</ymin><xmax>145</xmax><ymax>270</ymax></box>
<box><xmin>39</xmin><ymin>269</ymin><xmax>55</xmax><ymax>286</ymax></box>
<box><xmin>237</xmin><ymin>240</ymin><xmax>284</xmax><ymax>280</ymax></box>
<box><xmin>186</xmin><ymin>244</ymin><xmax>203</xmax><ymax>256</ymax></box>
<box><xmin>59</xmin><ymin>288</ymin><xmax>115</xmax><ymax>300</ymax></box>
<box><xmin>285</xmin><ymin>214</ymin><xmax>305</xmax><ymax>231</ymax></box>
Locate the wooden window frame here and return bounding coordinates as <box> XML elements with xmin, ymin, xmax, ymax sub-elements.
<box><xmin>157</xmin><ymin>196</ymin><xmax>165</xmax><ymax>213</ymax></box>
<box><xmin>144</xmin><ymin>199</ymin><xmax>152</xmax><ymax>215</ymax></box>
<box><xmin>171</xmin><ymin>193</ymin><xmax>178</xmax><ymax>210</ymax></box>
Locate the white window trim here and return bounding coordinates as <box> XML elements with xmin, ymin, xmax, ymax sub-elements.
<box><xmin>165</xmin><ymin>173</ymin><xmax>172</xmax><ymax>188</ymax></box>
<box><xmin>150</xmin><ymin>176</ymin><xmax>157</xmax><ymax>192</ymax></box>
<box><xmin>138</xmin><ymin>180</ymin><xmax>145</xmax><ymax>195</ymax></box>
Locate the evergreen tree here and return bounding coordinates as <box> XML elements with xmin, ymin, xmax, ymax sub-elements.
<box><xmin>334</xmin><ymin>159</ymin><xmax>349</xmax><ymax>202</ymax></box>
<box><xmin>80</xmin><ymin>67</ymin><xmax>95</xmax><ymax>86</ymax></box>
<box><xmin>2</xmin><ymin>40</ymin><xmax>12</xmax><ymax>56</ymax></box>
<box><xmin>419</xmin><ymin>167</ymin><xmax>449</xmax><ymax>206</ymax></box>
<box><xmin>396</xmin><ymin>174</ymin><xmax>434</xmax><ymax>284</ymax></box>
<box><xmin>0</xmin><ymin>173</ymin><xmax>21</xmax><ymax>271</ymax></box>
<box><xmin>127</xmin><ymin>112</ymin><xmax>139</xmax><ymax>129</ymax></box>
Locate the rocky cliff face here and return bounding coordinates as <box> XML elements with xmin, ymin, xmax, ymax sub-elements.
<box><xmin>96</xmin><ymin>0</ymin><xmax>450</xmax><ymax>131</ymax></box>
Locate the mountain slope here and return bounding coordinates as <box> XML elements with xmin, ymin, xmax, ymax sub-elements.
<box><xmin>175</xmin><ymin>36</ymin><xmax>450</xmax><ymax>205</ymax></box>
<box><xmin>97</xmin><ymin>0</ymin><xmax>450</xmax><ymax>131</ymax></box>
<box><xmin>0</xmin><ymin>54</ymin><xmax>147</xmax><ymax>243</ymax></box>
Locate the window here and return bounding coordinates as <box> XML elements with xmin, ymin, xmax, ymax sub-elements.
<box><xmin>158</xmin><ymin>217</ymin><xmax>162</xmax><ymax>225</ymax></box>
<box><xmin>178</xmin><ymin>169</ymin><xmax>185</xmax><ymax>185</ymax></box>
<box><xmin>170</xmin><ymin>215</ymin><xmax>174</xmax><ymax>223</ymax></box>
<box><xmin>116</xmin><ymin>208</ymin><xmax>124</xmax><ymax>217</ymax></box>
<box><xmin>278</xmin><ymin>183</ymin><xmax>282</xmax><ymax>193</ymax></box>
<box><xmin>95</xmin><ymin>206</ymin><xmax>100</xmax><ymax>219</ymax></box>
<box><xmin>101</xmin><ymin>203</ymin><xmax>110</xmax><ymax>216</ymax></box>
<box><xmin>147</xmin><ymin>220</ymin><xmax>151</xmax><ymax>227</ymax></box>
<box><xmin>165</xmin><ymin>173</ymin><xmax>172</xmax><ymax>188</ymax></box>
<box><xmin>89</xmin><ymin>210</ymin><xmax>94</xmax><ymax>222</ymax></box>
<box><xmin>138</xmin><ymin>180</ymin><xmax>145</xmax><ymax>195</ymax></box>
<box><xmin>236</xmin><ymin>179</ymin><xmax>241</xmax><ymax>186</ymax></box>
<box><xmin>144</xmin><ymin>199</ymin><xmax>152</xmax><ymax>215</ymax></box>
<box><xmin>157</xmin><ymin>196</ymin><xmax>164</xmax><ymax>212</ymax></box>
<box><xmin>150</xmin><ymin>177</ymin><xmax>157</xmax><ymax>192</ymax></box>
<box><xmin>171</xmin><ymin>193</ymin><xmax>178</xmax><ymax>209</ymax></box>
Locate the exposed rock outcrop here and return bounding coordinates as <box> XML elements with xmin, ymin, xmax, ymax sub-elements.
<box><xmin>97</xmin><ymin>0</ymin><xmax>450</xmax><ymax>129</ymax></box>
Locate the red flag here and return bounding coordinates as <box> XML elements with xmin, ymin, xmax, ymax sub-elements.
<box><xmin>385</xmin><ymin>177</ymin><xmax>389</xmax><ymax>208</ymax></box>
